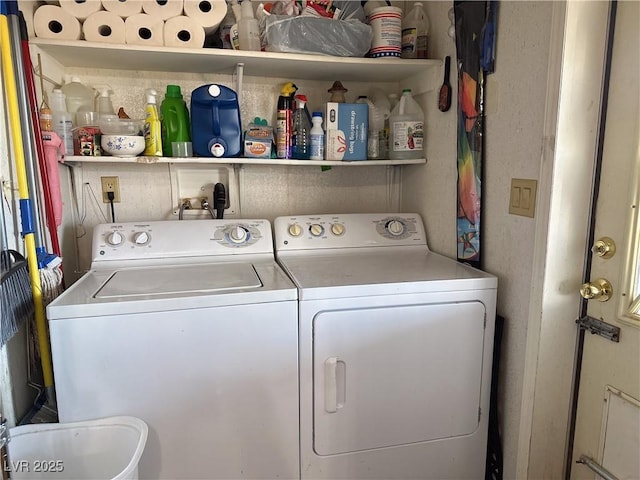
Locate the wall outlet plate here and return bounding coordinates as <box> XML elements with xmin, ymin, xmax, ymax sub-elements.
<box><xmin>101</xmin><ymin>176</ymin><xmax>120</xmax><ymax>203</ymax></box>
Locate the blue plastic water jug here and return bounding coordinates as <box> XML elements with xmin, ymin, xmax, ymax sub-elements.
<box><xmin>191</xmin><ymin>84</ymin><xmax>242</xmax><ymax>157</ymax></box>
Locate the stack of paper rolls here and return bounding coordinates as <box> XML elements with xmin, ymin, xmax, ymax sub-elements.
<box><xmin>27</xmin><ymin>0</ymin><xmax>226</xmax><ymax>49</ymax></box>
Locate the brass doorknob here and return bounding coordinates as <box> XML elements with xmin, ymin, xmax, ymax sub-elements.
<box><xmin>592</xmin><ymin>237</ymin><xmax>616</xmax><ymax>259</ymax></box>
<box><xmin>580</xmin><ymin>278</ymin><xmax>613</xmax><ymax>302</ymax></box>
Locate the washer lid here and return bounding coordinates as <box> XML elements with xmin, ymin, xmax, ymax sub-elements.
<box><xmin>95</xmin><ymin>263</ymin><xmax>262</xmax><ymax>299</ymax></box>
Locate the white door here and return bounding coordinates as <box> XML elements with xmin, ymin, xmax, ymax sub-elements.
<box><xmin>570</xmin><ymin>2</ymin><xmax>640</xmax><ymax>478</ymax></box>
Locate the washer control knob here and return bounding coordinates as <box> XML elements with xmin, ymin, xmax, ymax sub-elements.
<box><xmin>229</xmin><ymin>225</ymin><xmax>248</xmax><ymax>243</ymax></box>
<box><xmin>309</xmin><ymin>224</ymin><xmax>325</xmax><ymax>237</ymax></box>
<box><xmin>133</xmin><ymin>231</ymin><xmax>151</xmax><ymax>246</ymax></box>
<box><xmin>331</xmin><ymin>223</ymin><xmax>345</xmax><ymax>236</ymax></box>
<box><xmin>106</xmin><ymin>231</ymin><xmax>123</xmax><ymax>246</ymax></box>
<box><xmin>288</xmin><ymin>223</ymin><xmax>303</xmax><ymax>237</ymax></box>
<box><xmin>386</xmin><ymin>220</ymin><xmax>405</xmax><ymax>236</ymax></box>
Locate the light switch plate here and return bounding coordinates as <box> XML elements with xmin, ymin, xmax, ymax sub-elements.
<box><xmin>509</xmin><ymin>178</ymin><xmax>537</xmax><ymax>217</ymax></box>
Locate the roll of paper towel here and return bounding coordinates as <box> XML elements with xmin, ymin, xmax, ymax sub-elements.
<box><xmin>18</xmin><ymin>0</ymin><xmax>45</xmax><ymax>39</ymax></box>
<box><xmin>125</xmin><ymin>13</ymin><xmax>164</xmax><ymax>46</ymax></box>
<box><xmin>183</xmin><ymin>0</ymin><xmax>226</xmax><ymax>34</ymax></box>
<box><xmin>102</xmin><ymin>0</ymin><xmax>143</xmax><ymax>17</ymax></box>
<box><xmin>59</xmin><ymin>0</ymin><xmax>102</xmax><ymax>21</ymax></box>
<box><xmin>34</xmin><ymin>4</ymin><xmax>82</xmax><ymax>40</ymax></box>
<box><xmin>83</xmin><ymin>10</ymin><xmax>126</xmax><ymax>44</ymax></box>
<box><xmin>164</xmin><ymin>15</ymin><xmax>205</xmax><ymax>48</ymax></box>
<box><xmin>142</xmin><ymin>0</ymin><xmax>184</xmax><ymax>20</ymax></box>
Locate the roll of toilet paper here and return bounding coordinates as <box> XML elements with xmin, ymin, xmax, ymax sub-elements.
<box><xmin>183</xmin><ymin>0</ymin><xmax>226</xmax><ymax>34</ymax></box>
<box><xmin>102</xmin><ymin>0</ymin><xmax>143</xmax><ymax>17</ymax></box>
<box><xmin>82</xmin><ymin>10</ymin><xmax>126</xmax><ymax>44</ymax></box>
<box><xmin>58</xmin><ymin>0</ymin><xmax>103</xmax><ymax>21</ymax></box>
<box><xmin>164</xmin><ymin>15</ymin><xmax>205</xmax><ymax>48</ymax></box>
<box><xmin>142</xmin><ymin>0</ymin><xmax>184</xmax><ymax>20</ymax></box>
<box><xmin>18</xmin><ymin>0</ymin><xmax>45</xmax><ymax>39</ymax></box>
<box><xmin>33</xmin><ymin>4</ymin><xmax>82</xmax><ymax>40</ymax></box>
<box><xmin>125</xmin><ymin>13</ymin><xmax>164</xmax><ymax>46</ymax></box>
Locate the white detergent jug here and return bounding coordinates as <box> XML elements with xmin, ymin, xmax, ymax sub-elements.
<box><xmin>389</xmin><ymin>88</ymin><xmax>424</xmax><ymax>160</ymax></box>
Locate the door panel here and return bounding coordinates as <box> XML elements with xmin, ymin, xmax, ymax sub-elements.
<box><xmin>313</xmin><ymin>301</ymin><xmax>486</xmax><ymax>455</ymax></box>
<box><xmin>571</xmin><ymin>2</ymin><xmax>640</xmax><ymax>478</ymax></box>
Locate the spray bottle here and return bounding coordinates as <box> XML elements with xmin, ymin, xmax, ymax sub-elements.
<box><xmin>276</xmin><ymin>82</ymin><xmax>297</xmax><ymax>159</ymax></box>
<box><xmin>144</xmin><ymin>89</ymin><xmax>163</xmax><ymax>156</ymax></box>
<box><xmin>94</xmin><ymin>85</ymin><xmax>116</xmax><ymax>118</ymax></box>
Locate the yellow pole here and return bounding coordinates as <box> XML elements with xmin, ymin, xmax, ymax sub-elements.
<box><xmin>0</xmin><ymin>14</ymin><xmax>55</xmax><ymax>399</ymax></box>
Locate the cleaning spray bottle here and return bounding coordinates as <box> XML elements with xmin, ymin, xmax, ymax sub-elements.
<box><xmin>94</xmin><ymin>85</ymin><xmax>116</xmax><ymax>119</ymax></box>
<box><xmin>144</xmin><ymin>89</ymin><xmax>163</xmax><ymax>156</ymax></box>
<box><xmin>276</xmin><ymin>82</ymin><xmax>297</xmax><ymax>159</ymax></box>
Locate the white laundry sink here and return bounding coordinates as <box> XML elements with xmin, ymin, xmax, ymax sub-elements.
<box><xmin>6</xmin><ymin>416</ymin><xmax>148</xmax><ymax>480</ymax></box>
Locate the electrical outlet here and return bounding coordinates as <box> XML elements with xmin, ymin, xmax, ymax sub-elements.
<box><xmin>101</xmin><ymin>176</ymin><xmax>121</xmax><ymax>203</ymax></box>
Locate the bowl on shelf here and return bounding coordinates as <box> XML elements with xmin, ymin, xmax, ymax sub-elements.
<box><xmin>101</xmin><ymin>134</ymin><xmax>145</xmax><ymax>157</ymax></box>
<box><xmin>99</xmin><ymin>116</ymin><xmax>144</xmax><ymax>136</ymax></box>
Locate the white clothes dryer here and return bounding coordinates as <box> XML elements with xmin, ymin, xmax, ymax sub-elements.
<box><xmin>274</xmin><ymin>213</ymin><xmax>498</xmax><ymax>479</ymax></box>
<box><xmin>47</xmin><ymin>219</ymin><xmax>299</xmax><ymax>479</ymax></box>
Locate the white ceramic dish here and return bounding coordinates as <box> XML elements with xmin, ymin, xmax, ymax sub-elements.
<box><xmin>102</xmin><ymin>135</ymin><xmax>145</xmax><ymax>157</ymax></box>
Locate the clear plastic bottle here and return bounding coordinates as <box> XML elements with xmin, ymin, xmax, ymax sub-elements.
<box><xmin>389</xmin><ymin>89</ymin><xmax>424</xmax><ymax>160</ymax></box>
<box><xmin>60</xmin><ymin>76</ymin><xmax>94</xmax><ymax>124</ymax></box>
<box><xmin>49</xmin><ymin>88</ymin><xmax>74</xmax><ymax>155</ymax></box>
<box><xmin>401</xmin><ymin>2</ymin><xmax>429</xmax><ymax>59</ymax></box>
<box><xmin>238</xmin><ymin>0</ymin><xmax>260</xmax><ymax>51</ymax></box>
<box><xmin>95</xmin><ymin>85</ymin><xmax>116</xmax><ymax>118</ymax></box>
<box><xmin>310</xmin><ymin>111</ymin><xmax>324</xmax><ymax>161</ymax></box>
<box><xmin>292</xmin><ymin>95</ymin><xmax>311</xmax><ymax>160</ymax></box>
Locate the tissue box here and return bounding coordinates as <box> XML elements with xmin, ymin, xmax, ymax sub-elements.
<box><xmin>325</xmin><ymin>103</ymin><xmax>368</xmax><ymax>161</ymax></box>
<box><xmin>244</xmin><ymin>124</ymin><xmax>274</xmax><ymax>158</ymax></box>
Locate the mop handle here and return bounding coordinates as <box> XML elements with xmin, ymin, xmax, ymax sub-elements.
<box><xmin>0</xmin><ymin>10</ymin><xmax>55</xmax><ymax>394</ymax></box>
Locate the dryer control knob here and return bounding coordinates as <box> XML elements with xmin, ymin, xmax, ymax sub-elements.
<box><xmin>288</xmin><ymin>223</ymin><xmax>303</xmax><ymax>237</ymax></box>
<box><xmin>106</xmin><ymin>231</ymin><xmax>123</xmax><ymax>246</ymax></box>
<box><xmin>229</xmin><ymin>225</ymin><xmax>248</xmax><ymax>243</ymax></box>
<box><xmin>331</xmin><ymin>223</ymin><xmax>345</xmax><ymax>236</ymax></box>
<box><xmin>309</xmin><ymin>224</ymin><xmax>325</xmax><ymax>237</ymax></box>
<box><xmin>133</xmin><ymin>231</ymin><xmax>151</xmax><ymax>245</ymax></box>
<box><xmin>386</xmin><ymin>220</ymin><xmax>405</xmax><ymax>236</ymax></box>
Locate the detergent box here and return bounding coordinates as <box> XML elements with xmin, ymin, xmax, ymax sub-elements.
<box><xmin>244</xmin><ymin>123</ymin><xmax>274</xmax><ymax>158</ymax></box>
<box><xmin>325</xmin><ymin>103</ymin><xmax>368</xmax><ymax>161</ymax></box>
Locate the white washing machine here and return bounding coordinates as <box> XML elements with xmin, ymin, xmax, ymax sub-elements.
<box><xmin>274</xmin><ymin>213</ymin><xmax>498</xmax><ymax>479</ymax></box>
<box><xmin>47</xmin><ymin>219</ymin><xmax>299</xmax><ymax>480</ymax></box>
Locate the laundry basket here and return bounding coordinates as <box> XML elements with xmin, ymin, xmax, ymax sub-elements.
<box><xmin>7</xmin><ymin>416</ymin><xmax>148</xmax><ymax>480</ymax></box>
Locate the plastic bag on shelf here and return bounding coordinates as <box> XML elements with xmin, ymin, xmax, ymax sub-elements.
<box><xmin>262</xmin><ymin>15</ymin><xmax>372</xmax><ymax>57</ymax></box>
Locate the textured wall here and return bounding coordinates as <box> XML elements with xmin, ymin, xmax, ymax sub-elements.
<box><xmin>402</xmin><ymin>2</ymin><xmax>554</xmax><ymax>479</ymax></box>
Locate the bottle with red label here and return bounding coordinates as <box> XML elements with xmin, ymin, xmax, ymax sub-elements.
<box><xmin>276</xmin><ymin>82</ymin><xmax>297</xmax><ymax>159</ymax></box>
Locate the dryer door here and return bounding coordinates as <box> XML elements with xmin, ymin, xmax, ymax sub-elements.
<box><xmin>313</xmin><ymin>301</ymin><xmax>487</xmax><ymax>455</ymax></box>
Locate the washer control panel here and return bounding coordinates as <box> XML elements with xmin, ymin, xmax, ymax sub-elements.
<box><xmin>274</xmin><ymin>213</ymin><xmax>426</xmax><ymax>251</ymax></box>
<box><xmin>92</xmin><ymin>219</ymin><xmax>272</xmax><ymax>263</ymax></box>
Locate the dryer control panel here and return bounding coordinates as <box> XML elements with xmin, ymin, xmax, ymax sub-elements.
<box><xmin>92</xmin><ymin>219</ymin><xmax>273</xmax><ymax>264</ymax></box>
<box><xmin>274</xmin><ymin>213</ymin><xmax>427</xmax><ymax>251</ymax></box>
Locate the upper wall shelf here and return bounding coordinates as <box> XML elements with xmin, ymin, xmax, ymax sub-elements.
<box><xmin>64</xmin><ymin>156</ymin><xmax>426</xmax><ymax>167</ymax></box>
<box><xmin>30</xmin><ymin>39</ymin><xmax>441</xmax><ymax>82</ymax></box>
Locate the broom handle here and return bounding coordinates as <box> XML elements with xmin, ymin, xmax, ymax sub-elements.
<box><xmin>0</xmin><ymin>9</ymin><xmax>55</xmax><ymax>404</ymax></box>
<box><xmin>17</xmin><ymin>14</ymin><xmax>62</xmax><ymax>258</ymax></box>
<box><xmin>7</xmin><ymin>13</ymin><xmax>47</xmax><ymax>256</ymax></box>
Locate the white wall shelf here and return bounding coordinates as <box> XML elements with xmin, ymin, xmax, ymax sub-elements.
<box><xmin>31</xmin><ymin>39</ymin><xmax>441</xmax><ymax>82</ymax></box>
<box><xmin>64</xmin><ymin>156</ymin><xmax>426</xmax><ymax>167</ymax></box>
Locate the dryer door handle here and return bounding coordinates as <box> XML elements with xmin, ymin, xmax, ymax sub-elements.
<box><xmin>324</xmin><ymin>357</ymin><xmax>346</xmax><ymax>413</ymax></box>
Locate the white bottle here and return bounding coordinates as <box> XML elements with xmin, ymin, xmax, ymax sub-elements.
<box><xmin>49</xmin><ymin>89</ymin><xmax>74</xmax><ymax>155</ymax></box>
<box><xmin>220</xmin><ymin>2</ymin><xmax>236</xmax><ymax>49</ymax></box>
<box><xmin>310</xmin><ymin>112</ymin><xmax>324</xmax><ymax>161</ymax></box>
<box><xmin>401</xmin><ymin>2</ymin><xmax>429</xmax><ymax>59</ymax></box>
<box><xmin>389</xmin><ymin>89</ymin><xmax>424</xmax><ymax>160</ymax></box>
<box><xmin>238</xmin><ymin>0</ymin><xmax>260</xmax><ymax>51</ymax></box>
<box><xmin>60</xmin><ymin>76</ymin><xmax>94</xmax><ymax>124</ymax></box>
<box><xmin>95</xmin><ymin>85</ymin><xmax>116</xmax><ymax>118</ymax></box>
